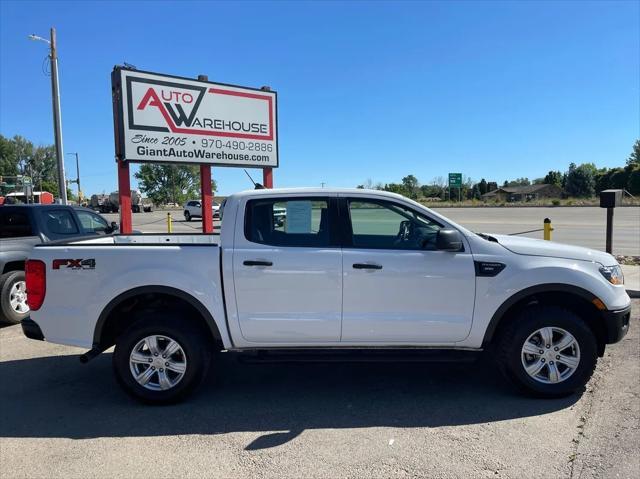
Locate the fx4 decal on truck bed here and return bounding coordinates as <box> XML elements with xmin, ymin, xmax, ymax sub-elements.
<box><xmin>52</xmin><ymin>259</ymin><xmax>96</xmax><ymax>270</ymax></box>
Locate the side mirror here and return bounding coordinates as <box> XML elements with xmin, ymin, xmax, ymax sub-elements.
<box><xmin>436</xmin><ymin>228</ymin><xmax>463</xmax><ymax>252</ymax></box>
<box><xmin>109</xmin><ymin>221</ymin><xmax>119</xmax><ymax>233</ymax></box>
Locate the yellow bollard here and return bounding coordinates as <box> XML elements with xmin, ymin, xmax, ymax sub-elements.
<box><xmin>543</xmin><ymin>217</ymin><xmax>552</xmax><ymax>241</ymax></box>
<box><xmin>167</xmin><ymin>212</ymin><xmax>173</xmax><ymax>233</ymax></box>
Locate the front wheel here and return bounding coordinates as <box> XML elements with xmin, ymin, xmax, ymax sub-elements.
<box><xmin>113</xmin><ymin>314</ymin><xmax>211</xmax><ymax>404</ymax></box>
<box><xmin>495</xmin><ymin>305</ymin><xmax>598</xmax><ymax>398</ymax></box>
<box><xmin>184</xmin><ymin>211</ymin><xmax>191</xmax><ymax>221</ymax></box>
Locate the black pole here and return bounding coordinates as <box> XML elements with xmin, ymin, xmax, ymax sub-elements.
<box><xmin>605</xmin><ymin>207</ymin><xmax>614</xmax><ymax>254</ymax></box>
<box><xmin>75</xmin><ymin>152</ymin><xmax>81</xmax><ymax>199</ymax></box>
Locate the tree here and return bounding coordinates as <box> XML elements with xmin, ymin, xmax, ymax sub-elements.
<box><xmin>471</xmin><ymin>183</ymin><xmax>481</xmax><ymax>200</ymax></box>
<box><xmin>478</xmin><ymin>178</ymin><xmax>488</xmax><ymax>195</ymax></box>
<box><xmin>543</xmin><ymin>170</ymin><xmax>563</xmax><ymax>186</ymax></box>
<box><xmin>564</xmin><ymin>163</ymin><xmax>595</xmax><ymax>197</ymax></box>
<box><xmin>401</xmin><ymin>174</ymin><xmax>419</xmax><ymax>199</ymax></box>
<box><xmin>504</xmin><ymin>177</ymin><xmax>531</xmax><ymax>187</ymax></box>
<box><xmin>458</xmin><ymin>175</ymin><xmax>473</xmax><ymax>200</ymax></box>
<box><xmin>627</xmin><ymin>139</ymin><xmax>639</xmax><ymax>166</ymax></box>
<box><xmin>627</xmin><ymin>166</ymin><xmax>640</xmax><ymax>195</ymax></box>
<box><xmin>487</xmin><ymin>181</ymin><xmax>498</xmax><ymax>192</ymax></box>
<box><xmin>356</xmin><ymin>178</ymin><xmax>374</xmax><ymax>189</ymax></box>
<box><xmin>0</xmin><ymin>135</ymin><xmax>19</xmax><ymax>176</ymax></box>
<box><xmin>0</xmin><ymin>135</ymin><xmax>60</xmax><ymax>197</ymax></box>
<box><xmin>135</xmin><ymin>164</ymin><xmax>215</xmax><ymax>205</ymax></box>
<box><xmin>382</xmin><ymin>183</ymin><xmax>406</xmax><ymax>196</ymax></box>
<box><xmin>420</xmin><ymin>184</ymin><xmax>441</xmax><ymax>198</ymax></box>
<box><xmin>594</xmin><ymin>168</ymin><xmax>610</xmax><ymax>193</ymax></box>
<box><xmin>608</xmin><ymin>168</ymin><xmax>629</xmax><ymax>189</ymax></box>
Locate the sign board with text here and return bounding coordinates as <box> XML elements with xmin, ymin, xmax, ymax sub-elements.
<box><xmin>448</xmin><ymin>173</ymin><xmax>462</xmax><ymax>187</ymax></box>
<box><xmin>112</xmin><ymin>68</ymin><xmax>278</xmax><ymax>168</ymax></box>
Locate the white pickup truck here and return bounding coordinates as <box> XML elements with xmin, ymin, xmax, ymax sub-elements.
<box><xmin>21</xmin><ymin>188</ymin><xmax>631</xmax><ymax>403</ymax></box>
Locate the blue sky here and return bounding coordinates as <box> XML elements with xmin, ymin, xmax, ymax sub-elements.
<box><xmin>1</xmin><ymin>0</ymin><xmax>638</xmax><ymax>196</ymax></box>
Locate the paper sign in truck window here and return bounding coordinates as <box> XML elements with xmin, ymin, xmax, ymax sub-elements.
<box><xmin>285</xmin><ymin>201</ymin><xmax>312</xmax><ymax>234</ymax></box>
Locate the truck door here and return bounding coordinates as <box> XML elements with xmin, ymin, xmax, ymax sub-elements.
<box><xmin>232</xmin><ymin>196</ymin><xmax>342</xmax><ymax>343</ymax></box>
<box><xmin>340</xmin><ymin>197</ymin><xmax>475</xmax><ymax>343</ymax></box>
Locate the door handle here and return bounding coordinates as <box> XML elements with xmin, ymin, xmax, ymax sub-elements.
<box><xmin>243</xmin><ymin>260</ymin><xmax>273</xmax><ymax>267</ymax></box>
<box><xmin>353</xmin><ymin>263</ymin><xmax>383</xmax><ymax>270</ymax></box>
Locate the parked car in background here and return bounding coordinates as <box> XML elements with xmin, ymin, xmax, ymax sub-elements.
<box><xmin>0</xmin><ymin>204</ymin><xmax>116</xmax><ymax>324</ymax></box>
<box><xmin>183</xmin><ymin>200</ymin><xmax>220</xmax><ymax>221</ymax></box>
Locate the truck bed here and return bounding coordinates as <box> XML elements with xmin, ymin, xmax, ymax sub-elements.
<box><xmin>30</xmin><ymin>234</ymin><xmax>225</xmax><ymax>348</ymax></box>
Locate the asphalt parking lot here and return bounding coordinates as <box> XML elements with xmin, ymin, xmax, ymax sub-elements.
<box><xmin>0</xmin><ymin>300</ymin><xmax>638</xmax><ymax>478</ymax></box>
<box><xmin>103</xmin><ymin>205</ymin><xmax>640</xmax><ymax>256</ymax></box>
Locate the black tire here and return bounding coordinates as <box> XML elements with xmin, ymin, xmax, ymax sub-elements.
<box><xmin>0</xmin><ymin>270</ymin><xmax>29</xmax><ymax>324</ymax></box>
<box><xmin>113</xmin><ymin>313</ymin><xmax>212</xmax><ymax>404</ymax></box>
<box><xmin>494</xmin><ymin>305</ymin><xmax>598</xmax><ymax>398</ymax></box>
<box><xmin>184</xmin><ymin>211</ymin><xmax>191</xmax><ymax>221</ymax></box>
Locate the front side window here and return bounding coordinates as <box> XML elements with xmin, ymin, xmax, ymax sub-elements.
<box><xmin>40</xmin><ymin>209</ymin><xmax>79</xmax><ymax>235</ymax></box>
<box><xmin>348</xmin><ymin>199</ymin><xmax>442</xmax><ymax>250</ymax></box>
<box><xmin>245</xmin><ymin>198</ymin><xmax>331</xmax><ymax>247</ymax></box>
<box><xmin>76</xmin><ymin>210</ymin><xmax>109</xmax><ymax>234</ymax></box>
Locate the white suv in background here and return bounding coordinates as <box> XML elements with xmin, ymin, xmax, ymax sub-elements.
<box><xmin>183</xmin><ymin>200</ymin><xmax>220</xmax><ymax>221</ymax></box>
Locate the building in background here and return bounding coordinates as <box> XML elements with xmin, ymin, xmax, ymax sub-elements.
<box><xmin>481</xmin><ymin>184</ymin><xmax>564</xmax><ymax>202</ymax></box>
<box><xmin>0</xmin><ymin>191</ymin><xmax>55</xmax><ymax>205</ymax></box>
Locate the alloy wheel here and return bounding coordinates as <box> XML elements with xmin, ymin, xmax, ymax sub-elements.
<box><xmin>129</xmin><ymin>335</ymin><xmax>188</xmax><ymax>391</ymax></box>
<box><xmin>521</xmin><ymin>326</ymin><xmax>581</xmax><ymax>384</ymax></box>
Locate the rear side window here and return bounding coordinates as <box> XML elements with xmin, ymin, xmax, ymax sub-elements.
<box><xmin>245</xmin><ymin>198</ymin><xmax>332</xmax><ymax>247</ymax></box>
<box><xmin>40</xmin><ymin>209</ymin><xmax>79</xmax><ymax>235</ymax></box>
<box><xmin>0</xmin><ymin>210</ymin><xmax>33</xmax><ymax>238</ymax></box>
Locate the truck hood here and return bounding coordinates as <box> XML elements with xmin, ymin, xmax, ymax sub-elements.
<box><xmin>488</xmin><ymin>234</ymin><xmax>616</xmax><ymax>265</ymax></box>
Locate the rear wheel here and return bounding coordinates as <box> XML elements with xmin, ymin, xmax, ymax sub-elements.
<box><xmin>184</xmin><ymin>211</ymin><xmax>191</xmax><ymax>221</ymax></box>
<box><xmin>113</xmin><ymin>314</ymin><xmax>211</xmax><ymax>404</ymax></box>
<box><xmin>0</xmin><ymin>271</ymin><xmax>29</xmax><ymax>324</ymax></box>
<box><xmin>495</xmin><ymin>305</ymin><xmax>598</xmax><ymax>398</ymax></box>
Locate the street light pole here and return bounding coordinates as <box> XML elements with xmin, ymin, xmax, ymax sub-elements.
<box><xmin>49</xmin><ymin>28</ymin><xmax>67</xmax><ymax>204</ymax></box>
<box><xmin>29</xmin><ymin>28</ymin><xmax>67</xmax><ymax>204</ymax></box>
<box><xmin>66</xmin><ymin>152</ymin><xmax>81</xmax><ymax>201</ymax></box>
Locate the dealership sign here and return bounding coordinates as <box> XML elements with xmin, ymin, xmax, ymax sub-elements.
<box><xmin>112</xmin><ymin>68</ymin><xmax>278</xmax><ymax>167</ymax></box>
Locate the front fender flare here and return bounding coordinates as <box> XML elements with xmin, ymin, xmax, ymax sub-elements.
<box><xmin>481</xmin><ymin>283</ymin><xmax>598</xmax><ymax>347</ymax></box>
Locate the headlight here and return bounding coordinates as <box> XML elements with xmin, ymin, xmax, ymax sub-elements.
<box><xmin>599</xmin><ymin>265</ymin><xmax>624</xmax><ymax>285</ymax></box>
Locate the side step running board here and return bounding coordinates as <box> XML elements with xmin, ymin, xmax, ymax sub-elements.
<box><xmin>236</xmin><ymin>349</ymin><xmax>482</xmax><ymax>364</ymax></box>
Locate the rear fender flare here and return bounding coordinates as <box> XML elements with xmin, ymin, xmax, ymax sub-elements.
<box><xmin>93</xmin><ymin>285</ymin><xmax>222</xmax><ymax>347</ymax></box>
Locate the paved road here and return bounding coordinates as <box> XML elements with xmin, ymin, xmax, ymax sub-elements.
<box><xmin>104</xmin><ymin>206</ymin><xmax>639</xmax><ymax>255</ymax></box>
<box><xmin>1</xmin><ymin>301</ymin><xmax>638</xmax><ymax>478</ymax></box>
<box><xmin>434</xmin><ymin>206</ymin><xmax>639</xmax><ymax>256</ymax></box>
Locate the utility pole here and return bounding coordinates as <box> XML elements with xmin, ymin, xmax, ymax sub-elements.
<box><xmin>67</xmin><ymin>152</ymin><xmax>81</xmax><ymax>201</ymax></box>
<box><xmin>30</xmin><ymin>28</ymin><xmax>67</xmax><ymax>204</ymax></box>
<box><xmin>50</xmin><ymin>28</ymin><xmax>67</xmax><ymax>204</ymax></box>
